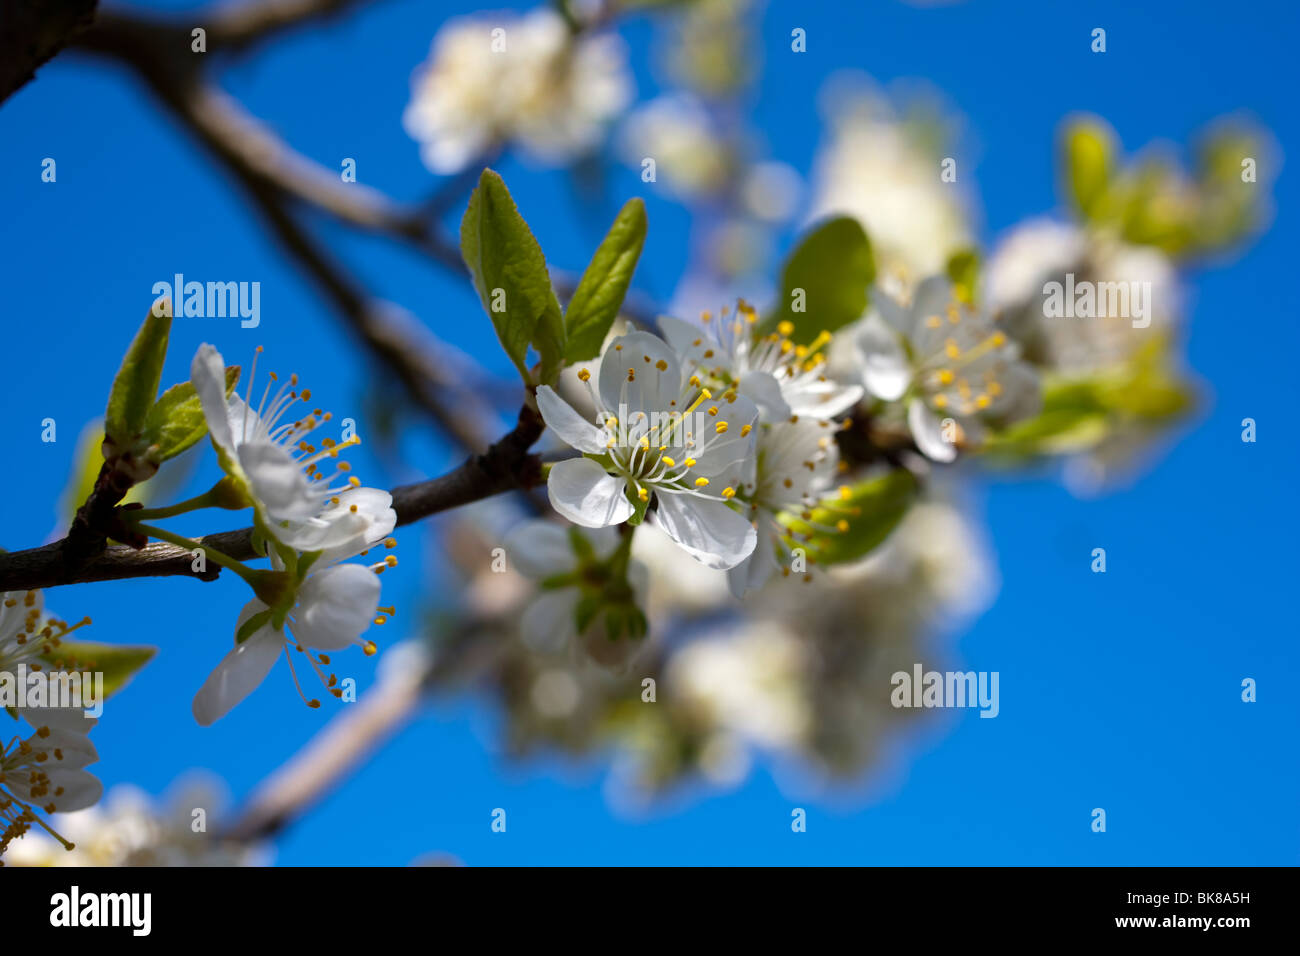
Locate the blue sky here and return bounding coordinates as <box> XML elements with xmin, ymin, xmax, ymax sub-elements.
<box><xmin>1</xmin><ymin>0</ymin><xmax>1296</xmax><ymax>864</ymax></box>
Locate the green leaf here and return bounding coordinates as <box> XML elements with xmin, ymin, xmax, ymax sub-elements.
<box><xmin>983</xmin><ymin>340</ymin><xmax>1193</xmax><ymax>460</ymax></box>
<box><xmin>782</xmin><ymin>469</ymin><xmax>917</xmax><ymax>566</ymax></box>
<box><xmin>142</xmin><ymin>365</ymin><xmax>240</xmax><ymax>464</ymax></box>
<box><xmin>105</xmin><ymin>299</ymin><xmax>173</xmax><ymax>446</ymax></box>
<box><xmin>945</xmin><ymin>248</ymin><xmax>981</xmax><ymax>306</ymax></box>
<box><xmin>766</xmin><ymin>216</ymin><xmax>875</xmax><ymax>343</ymax></box>
<box><xmin>563</xmin><ymin>198</ymin><xmax>648</xmax><ymax>363</ymax></box>
<box><xmin>59</xmin><ymin>421</ymin><xmax>109</xmax><ymax>525</ymax></box>
<box><xmin>1063</xmin><ymin>117</ymin><xmax>1116</xmax><ymax>221</ymax></box>
<box><xmin>39</xmin><ymin>640</ymin><xmax>156</xmax><ymax>700</ymax></box>
<box><xmin>460</xmin><ymin>169</ymin><xmax>566</xmax><ymax>384</ymax></box>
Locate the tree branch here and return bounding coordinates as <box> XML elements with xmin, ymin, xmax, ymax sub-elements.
<box><xmin>0</xmin><ymin>0</ymin><xmax>98</xmax><ymax>107</ymax></box>
<box><xmin>0</xmin><ymin>405</ymin><xmax>543</xmax><ymax>593</ymax></box>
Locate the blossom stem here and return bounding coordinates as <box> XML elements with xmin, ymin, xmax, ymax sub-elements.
<box><xmin>127</xmin><ymin>488</ymin><xmax>220</xmax><ymax>521</ymax></box>
<box><xmin>133</xmin><ymin>522</ymin><xmax>263</xmax><ymax>586</ymax></box>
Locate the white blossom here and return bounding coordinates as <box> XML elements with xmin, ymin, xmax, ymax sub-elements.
<box><xmin>855</xmin><ymin>277</ymin><xmax>1041</xmax><ymax>461</ymax></box>
<box><xmin>536</xmin><ymin>331</ymin><xmax>760</xmax><ymax>571</ymax></box>
<box><xmin>727</xmin><ymin>420</ymin><xmax>842</xmax><ymax>598</ymax></box>
<box><xmin>191</xmin><ymin>344</ymin><xmax>395</xmax><ymax>556</ymax></box>
<box><xmin>191</xmin><ymin>544</ymin><xmax>396</xmax><ymax>726</ymax></box>
<box><xmin>404</xmin><ymin>9</ymin><xmax>632</xmax><ymax>173</ymax></box>
<box><xmin>659</xmin><ymin>302</ymin><xmax>862</xmax><ymax>422</ymax></box>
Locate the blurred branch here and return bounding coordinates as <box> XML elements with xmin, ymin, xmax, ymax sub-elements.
<box><xmin>0</xmin><ymin>405</ymin><xmax>544</xmax><ymax>592</ymax></box>
<box><xmin>221</xmin><ymin>609</ymin><xmax>510</xmax><ymax>843</ymax></box>
<box><xmin>0</xmin><ymin>0</ymin><xmax>98</xmax><ymax>107</ymax></box>
<box><xmin>206</xmin><ymin>0</ymin><xmax>382</xmax><ymax>53</ymax></box>
<box><xmin>220</xmin><ymin>646</ymin><xmax>432</xmax><ymax>843</ymax></box>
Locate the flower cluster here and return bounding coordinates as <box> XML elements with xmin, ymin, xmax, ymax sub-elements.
<box><xmin>182</xmin><ymin>345</ymin><xmax>399</xmax><ymax>725</ymax></box>
<box><xmin>1</xmin><ymin>589</ymin><xmax>101</xmax><ymax>863</ymax></box>
<box><xmin>535</xmin><ymin>304</ymin><xmax>872</xmax><ymax>601</ymax></box>
<box><xmin>404</xmin><ymin>8</ymin><xmax>632</xmax><ymax>173</ymax></box>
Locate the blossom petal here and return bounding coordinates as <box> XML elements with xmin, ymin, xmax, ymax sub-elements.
<box><xmin>872</xmin><ymin>286</ymin><xmax>911</xmax><ymax>334</ymax></box>
<box><xmin>910</xmin><ymin>275</ymin><xmax>956</xmax><ymax>335</ymax></box>
<box><xmin>658</xmin><ymin>315</ymin><xmax>711</xmax><ymax>364</ymax></box>
<box><xmin>547</xmin><ymin>458</ymin><xmax>633</xmax><ymax>527</ymax></box>
<box><xmin>727</xmin><ymin>519</ymin><xmax>779</xmax><ymax>598</ymax></box>
<box><xmin>908</xmin><ymin>398</ymin><xmax>958</xmax><ymax>462</ymax></box>
<box><xmin>290</xmin><ymin>563</ymin><xmax>382</xmax><ymax>651</ymax></box>
<box><xmin>597</xmin><ymin>331</ymin><xmax>682</xmax><ymax>418</ymax></box>
<box><xmin>737</xmin><ymin>370</ymin><xmax>792</xmax><ymax>421</ymax></box>
<box><xmin>191</xmin><ymin>344</ymin><xmax>235</xmax><ymax>455</ymax></box>
<box><xmin>687</xmin><ymin>393</ymin><xmax>761</xmax><ymax>479</ymax></box>
<box><xmin>856</xmin><ymin>312</ymin><xmax>912</xmax><ymax>401</ymax></box>
<box><xmin>192</xmin><ymin>609</ymin><xmax>284</xmax><ymax>726</ymax></box>
<box><xmin>28</xmin><ymin>729</ymin><xmax>99</xmax><ymax>770</ymax></box>
<box><xmin>239</xmin><ymin>441</ymin><xmax>318</xmax><ymax>520</ymax></box>
<box><xmin>785</xmin><ymin>379</ymin><xmax>865</xmax><ymax>419</ymax></box>
<box><xmin>505</xmin><ymin>520</ymin><xmax>578</xmax><ymax>580</ymax></box>
<box><xmin>536</xmin><ymin>385</ymin><xmax>609</xmax><ymax>454</ymax></box>
<box><xmin>520</xmin><ymin>589</ymin><xmax>578</xmax><ymax>653</ymax></box>
<box><xmin>11</xmin><ymin>768</ymin><xmax>102</xmax><ymax>813</ymax></box>
<box><xmin>649</xmin><ymin>494</ymin><xmax>756</xmax><ymax>570</ymax></box>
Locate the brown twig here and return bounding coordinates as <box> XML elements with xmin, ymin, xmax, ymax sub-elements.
<box><xmin>0</xmin><ymin>405</ymin><xmax>543</xmax><ymax>592</ymax></box>
<box><xmin>0</xmin><ymin>0</ymin><xmax>98</xmax><ymax>107</ymax></box>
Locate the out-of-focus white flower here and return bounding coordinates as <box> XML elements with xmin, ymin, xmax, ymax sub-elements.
<box><xmin>1</xmin><ymin>590</ymin><xmax>101</xmax><ymax>740</ymax></box>
<box><xmin>807</xmin><ymin>79</ymin><xmax>972</xmax><ymax>285</ymax></box>
<box><xmin>659</xmin><ymin>303</ymin><xmax>863</xmax><ymax>422</ymax></box>
<box><xmin>855</xmin><ymin>277</ymin><xmax>1041</xmax><ymax>461</ymax></box>
<box><xmin>668</xmin><ymin>620</ymin><xmax>811</xmax><ymax>751</ymax></box>
<box><xmin>741</xmin><ymin>161</ymin><xmax>803</xmax><ymax>223</ymax></box>
<box><xmin>629</xmin><ymin>522</ymin><xmax>730</xmax><ymax>616</ymax></box>
<box><xmin>859</xmin><ymin>497</ymin><xmax>997</xmax><ymax>624</ymax></box>
<box><xmin>191</xmin><ymin>345</ymin><xmax>396</xmax><ymax>557</ymax></box>
<box><xmin>728</xmin><ymin>420</ymin><xmax>841</xmax><ymax>597</ymax></box>
<box><xmin>536</xmin><ymin>331</ymin><xmax>759</xmax><ymax>570</ymax></box>
<box><xmin>405</xmin><ymin>9</ymin><xmax>632</xmax><ymax>173</ymax></box>
<box><xmin>1</xmin><ymin>723</ymin><xmax>101</xmax><ymax>861</ymax></box>
<box><xmin>985</xmin><ymin>218</ymin><xmax>1180</xmax><ymax>374</ymax></box>
<box><xmin>618</xmin><ymin>94</ymin><xmax>731</xmax><ymax>199</ymax></box>
<box><xmin>4</xmin><ymin>776</ymin><xmax>268</xmax><ymax>867</ymax></box>
<box><xmin>503</xmin><ymin>520</ymin><xmax>648</xmax><ymax>667</ymax></box>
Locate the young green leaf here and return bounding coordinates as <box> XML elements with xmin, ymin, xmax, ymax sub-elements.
<box><xmin>142</xmin><ymin>365</ymin><xmax>240</xmax><ymax>464</ymax></box>
<box><xmin>40</xmin><ymin>640</ymin><xmax>157</xmax><ymax>700</ymax></box>
<box><xmin>1063</xmin><ymin>117</ymin><xmax>1115</xmax><ymax>222</ymax></box>
<box><xmin>945</xmin><ymin>248</ymin><xmax>981</xmax><ymax>306</ymax></box>
<box><xmin>105</xmin><ymin>298</ymin><xmax>173</xmax><ymax>446</ymax></box>
<box><xmin>766</xmin><ymin>216</ymin><xmax>875</xmax><ymax>343</ymax></box>
<box><xmin>460</xmin><ymin>169</ymin><xmax>566</xmax><ymax>384</ymax></box>
<box><xmin>563</xmin><ymin>198</ymin><xmax>648</xmax><ymax>363</ymax></box>
<box><xmin>783</xmin><ymin>469</ymin><xmax>917</xmax><ymax>566</ymax></box>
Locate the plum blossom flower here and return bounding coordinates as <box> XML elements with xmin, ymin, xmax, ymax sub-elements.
<box><xmin>659</xmin><ymin>302</ymin><xmax>863</xmax><ymax>422</ymax></box>
<box><xmin>2</xmin><ymin>774</ymin><xmax>268</xmax><ymax>867</ymax></box>
<box><xmin>984</xmin><ymin>218</ymin><xmax>1179</xmax><ymax>374</ymax></box>
<box><xmin>1</xmin><ymin>723</ymin><xmax>102</xmax><ymax>861</ymax></box>
<box><xmin>855</xmin><ymin>277</ymin><xmax>1041</xmax><ymax>461</ymax></box>
<box><xmin>535</xmin><ymin>331</ymin><xmax>759</xmax><ymax>570</ymax></box>
<box><xmin>191</xmin><ymin>344</ymin><xmax>395</xmax><ymax>555</ymax></box>
<box><xmin>727</xmin><ymin>420</ymin><xmax>842</xmax><ymax>598</ymax></box>
<box><xmin>504</xmin><ymin>520</ymin><xmax>649</xmax><ymax>667</ymax></box>
<box><xmin>807</xmin><ymin>78</ymin><xmax>972</xmax><ymax>285</ymax></box>
<box><xmin>404</xmin><ymin>9</ymin><xmax>632</xmax><ymax>173</ymax></box>
<box><xmin>191</xmin><ymin>543</ymin><xmax>397</xmax><ymax>726</ymax></box>
<box><xmin>1</xmin><ymin>590</ymin><xmax>98</xmax><ymax>733</ymax></box>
